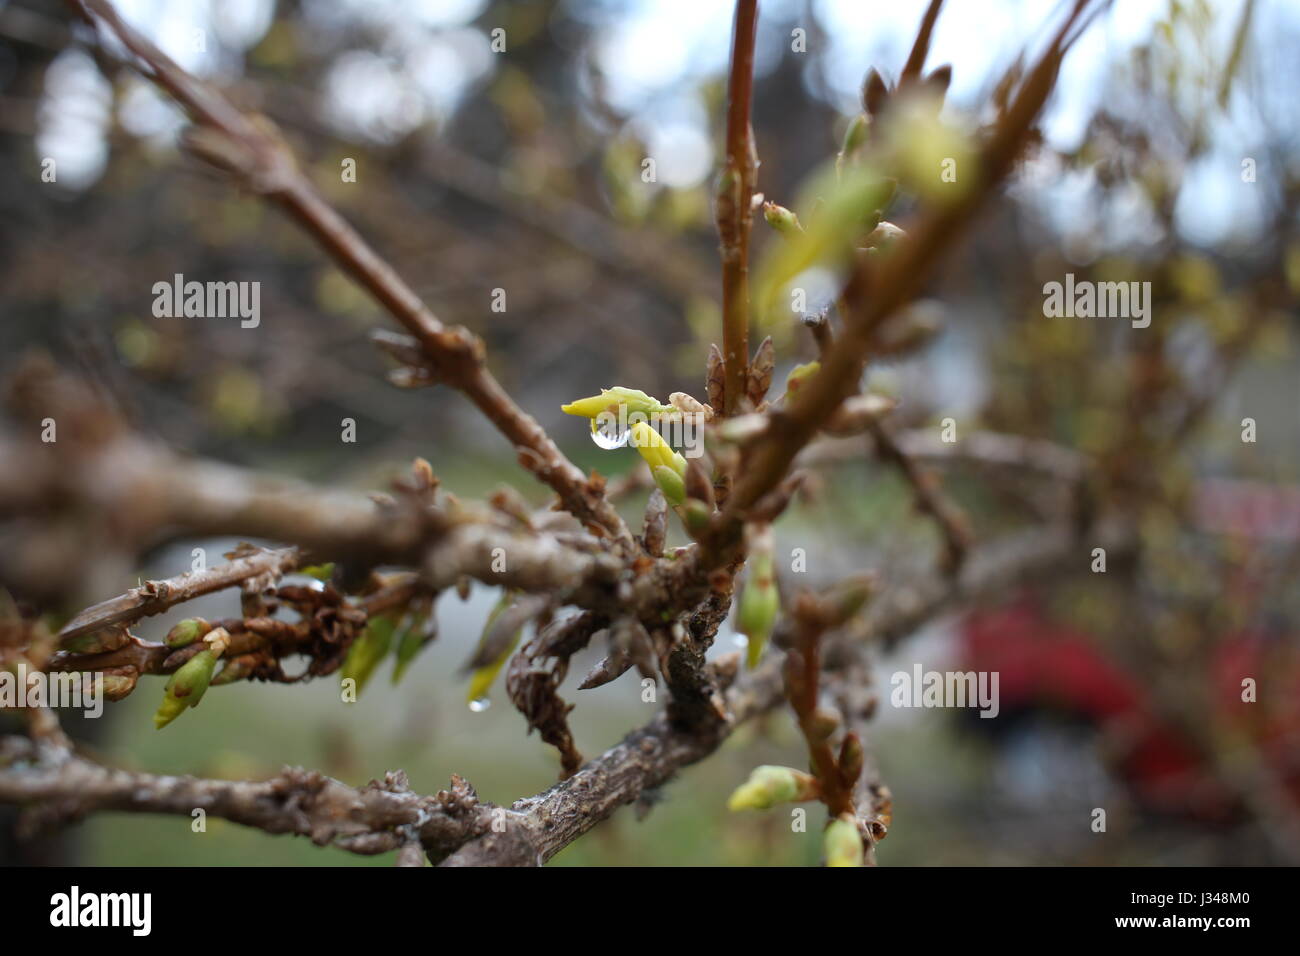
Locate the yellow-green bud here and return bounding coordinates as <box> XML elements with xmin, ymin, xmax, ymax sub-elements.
<box><xmin>727</xmin><ymin>765</ymin><xmax>819</xmax><ymax>811</ymax></box>
<box><xmin>762</xmin><ymin>201</ymin><xmax>803</xmax><ymax>237</ymax></box>
<box><xmin>681</xmin><ymin>499</ymin><xmax>712</xmax><ymax>536</ymax></box>
<box><xmin>153</xmin><ymin>691</ymin><xmax>187</xmax><ymax>730</ymax></box>
<box><xmin>785</xmin><ymin>361</ymin><xmax>820</xmax><ymax>397</ymax></box>
<box><xmin>824</xmin><ymin>815</ymin><xmax>865</xmax><ymax>867</ymax></box>
<box><xmin>165</xmin><ymin>617</ymin><xmax>210</xmax><ymax>649</ymax></box>
<box><xmin>630</xmin><ymin>421</ymin><xmax>687</xmax><ymax>478</ymax></box>
<box><xmin>738</xmin><ymin>527</ymin><xmax>778</xmax><ymax>668</ymax></box>
<box><xmin>841</xmin><ymin>113</ymin><xmax>870</xmax><ymax>154</ymax></box>
<box><xmin>300</xmin><ymin>563</ymin><xmax>336</xmax><ymax>582</ymax></box>
<box><xmin>652</xmin><ymin>465</ymin><xmax>686</xmax><ymax>507</ymax></box>
<box><xmin>153</xmin><ymin>648</ymin><xmax>218</xmax><ymax>729</ymax></box>
<box><xmin>738</xmin><ymin>579</ymin><xmax>777</xmax><ymax>669</ymax></box>
<box><xmin>562</xmin><ymin>387</ymin><xmax>673</xmax><ymax>419</ymax></box>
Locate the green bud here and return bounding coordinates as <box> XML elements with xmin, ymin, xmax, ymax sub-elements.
<box><xmin>154</xmin><ymin>648</ymin><xmax>218</xmax><ymax>729</ymax></box>
<box><xmin>784</xmin><ymin>361</ymin><xmax>820</xmax><ymax>398</ymax></box>
<box><xmin>95</xmin><ymin>665</ymin><xmax>139</xmax><ymax>701</ymax></box>
<box><xmin>715</xmin><ymin>166</ymin><xmax>739</xmax><ymax>202</ymax></box>
<box><xmin>164</xmin><ymin>617</ymin><xmax>210</xmax><ymax>649</ymax></box>
<box><xmin>153</xmin><ymin>692</ymin><xmax>187</xmax><ymax>730</ymax></box>
<box><xmin>652</xmin><ymin>465</ymin><xmax>686</xmax><ymax>508</ymax></box>
<box><xmin>681</xmin><ymin>499</ymin><xmax>712</xmax><ymax>536</ymax></box>
<box><xmin>727</xmin><ymin>765</ymin><xmax>818</xmax><ymax>811</ymax></box>
<box><xmin>738</xmin><ymin>531</ymin><xmax>778</xmax><ymax>669</ymax></box>
<box><xmin>839</xmin><ymin>732</ymin><xmax>865</xmax><ymax>787</ymax></box>
<box><xmin>61</xmin><ymin>626</ymin><xmax>130</xmax><ymax>655</ymax></box>
<box><xmin>632</xmin><ymin>422</ymin><xmax>687</xmax><ymax>478</ymax></box>
<box><xmin>300</xmin><ymin>563</ymin><xmax>336</xmax><ymax>582</ymax></box>
<box><xmin>841</xmin><ymin>113</ymin><xmax>870</xmax><ymax>154</ymax></box>
<box><xmin>824</xmin><ymin>815</ymin><xmax>865</xmax><ymax>867</ymax></box>
<box><xmin>340</xmin><ymin>616</ymin><xmax>396</xmax><ymax>697</ymax></box>
<box><xmin>762</xmin><ymin>201</ymin><xmax>803</xmax><ymax>237</ymax></box>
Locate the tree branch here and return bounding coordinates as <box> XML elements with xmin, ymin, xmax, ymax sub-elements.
<box><xmin>717</xmin><ymin>0</ymin><xmax>759</xmax><ymax>416</ymax></box>
<box><xmin>64</xmin><ymin>0</ymin><xmax>632</xmax><ymax>548</ymax></box>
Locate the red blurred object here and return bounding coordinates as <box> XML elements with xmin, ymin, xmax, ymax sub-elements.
<box><xmin>961</xmin><ymin>600</ymin><xmax>1300</xmax><ymax>822</ymax></box>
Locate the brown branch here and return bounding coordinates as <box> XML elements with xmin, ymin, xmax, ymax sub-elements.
<box><xmin>785</xmin><ymin>614</ymin><xmax>856</xmax><ymax>817</ymax></box>
<box><xmin>0</xmin><ymin>737</ymin><xmax>488</xmax><ymax>859</ymax></box>
<box><xmin>868</xmin><ymin>421</ymin><xmax>973</xmax><ymax>576</ymax></box>
<box><xmin>507</xmin><ymin>613</ymin><xmax>605</xmax><ymax>777</ymax></box>
<box><xmin>900</xmin><ymin>0</ymin><xmax>945</xmax><ymax>83</ymax></box>
<box><xmin>441</xmin><ymin>651</ymin><xmax>779</xmax><ymax>866</ymax></box>
<box><xmin>65</xmin><ymin>0</ymin><xmax>631</xmax><ymax>548</ymax></box>
<box><xmin>58</xmin><ymin>548</ymin><xmax>298</xmax><ymax>641</ymax></box>
<box><xmin>717</xmin><ymin>0</ymin><xmax>759</xmax><ymax>416</ymax></box>
<box><xmin>1</xmin><ymin>517</ymin><xmax>1101</xmax><ymax>863</ymax></box>
<box><xmin>715</xmin><ymin>0</ymin><xmax>1094</xmax><ymax>536</ymax></box>
<box><xmin>443</xmin><ymin>517</ymin><xmax>1098</xmax><ymax>864</ymax></box>
<box><xmin>799</xmin><ymin>429</ymin><xmax>1089</xmax><ymax>484</ymax></box>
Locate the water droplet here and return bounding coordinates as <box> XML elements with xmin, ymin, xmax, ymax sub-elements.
<box><xmin>468</xmin><ymin>697</ymin><xmax>491</xmax><ymax>713</ymax></box>
<box><xmin>732</xmin><ymin>634</ymin><xmax>750</xmax><ymax>649</ymax></box>
<box><xmin>590</xmin><ymin>416</ymin><xmax>629</xmax><ymax>450</ymax></box>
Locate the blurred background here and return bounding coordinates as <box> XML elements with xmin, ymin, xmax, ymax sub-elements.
<box><xmin>1</xmin><ymin>0</ymin><xmax>1298</xmax><ymax>865</ymax></box>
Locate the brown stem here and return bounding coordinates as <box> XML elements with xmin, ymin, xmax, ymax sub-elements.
<box><xmin>717</xmin><ymin>0</ymin><xmax>759</xmax><ymax>416</ymax></box>
<box><xmin>900</xmin><ymin>0</ymin><xmax>945</xmax><ymax>83</ymax></box>
<box><xmin>789</xmin><ymin>618</ymin><xmax>855</xmax><ymax>817</ymax></box>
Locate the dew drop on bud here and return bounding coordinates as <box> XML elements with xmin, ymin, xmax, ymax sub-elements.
<box><xmin>732</xmin><ymin>634</ymin><xmax>750</xmax><ymax>649</ymax></box>
<box><xmin>468</xmin><ymin>697</ymin><xmax>491</xmax><ymax>713</ymax></box>
<box><xmin>590</xmin><ymin>415</ymin><xmax>629</xmax><ymax>450</ymax></box>
<box><xmin>592</xmin><ymin>411</ymin><xmax>631</xmax><ymax>452</ymax></box>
